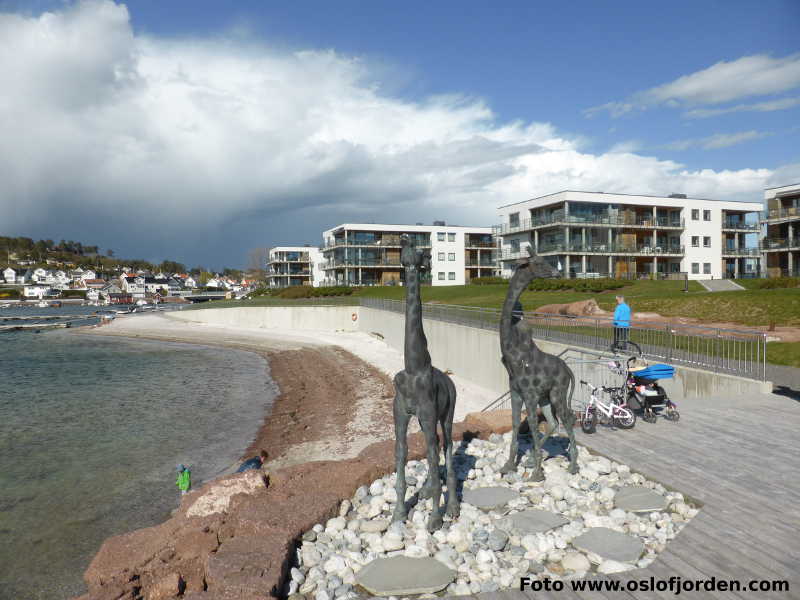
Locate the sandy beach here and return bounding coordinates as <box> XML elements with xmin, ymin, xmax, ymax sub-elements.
<box><xmin>80</xmin><ymin>311</ymin><xmax>497</xmax><ymax>470</ymax></box>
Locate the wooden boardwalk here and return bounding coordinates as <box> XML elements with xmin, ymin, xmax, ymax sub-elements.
<box><xmin>448</xmin><ymin>392</ymin><xmax>800</xmax><ymax>599</ymax></box>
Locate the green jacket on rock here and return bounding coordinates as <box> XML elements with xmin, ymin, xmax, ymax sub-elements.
<box><xmin>176</xmin><ymin>468</ymin><xmax>191</xmax><ymax>491</ymax></box>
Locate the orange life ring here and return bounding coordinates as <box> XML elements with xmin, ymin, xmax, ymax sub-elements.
<box><xmin>351</xmin><ymin>312</ymin><xmax>358</xmax><ymax>322</ymax></box>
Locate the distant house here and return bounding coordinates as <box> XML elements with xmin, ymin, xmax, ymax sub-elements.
<box><xmin>80</xmin><ymin>269</ymin><xmax>97</xmax><ymax>281</ymax></box>
<box><xmin>20</xmin><ymin>269</ymin><xmax>33</xmax><ymax>284</ymax></box>
<box><xmin>32</xmin><ymin>268</ymin><xmax>48</xmax><ymax>282</ymax></box>
<box><xmin>184</xmin><ymin>276</ymin><xmax>197</xmax><ymax>289</ymax></box>
<box><xmin>23</xmin><ymin>284</ymin><xmax>54</xmax><ymax>298</ymax></box>
<box><xmin>121</xmin><ymin>276</ymin><xmax>146</xmax><ymax>299</ymax></box>
<box><xmin>101</xmin><ymin>282</ymin><xmax>122</xmax><ymax>295</ymax></box>
<box><xmin>3</xmin><ymin>267</ymin><xmax>16</xmax><ymax>283</ymax></box>
<box><xmin>84</xmin><ymin>278</ymin><xmax>107</xmax><ymax>290</ymax></box>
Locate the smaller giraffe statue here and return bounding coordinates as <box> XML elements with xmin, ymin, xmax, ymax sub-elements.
<box><xmin>391</xmin><ymin>235</ymin><xmax>459</xmax><ymax>532</ymax></box>
<box><xmin>499</xmin><ymin>248</ymin><xmax>579</xmax><ymax>480</ymax></box>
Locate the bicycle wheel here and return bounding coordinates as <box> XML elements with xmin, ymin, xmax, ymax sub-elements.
<box><xmin>665</xmin><ymin>406</ymin><xmax>680</xmax><ymax>422</ymax></box>
<box><xmin>614</xmin><ymin>407</ymin><xmax>636</xmax><ymax>429</ymax></box>
<box><xmin>582</xmin><ymin>407</ymin><xmax>597</xmax><ymax>434</ymax></box>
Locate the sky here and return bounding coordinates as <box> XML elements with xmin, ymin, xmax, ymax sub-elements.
<box><xmin>1</xmin><ymin>0</ymin><xmax>799</xmax><ymax>269</ymax></box>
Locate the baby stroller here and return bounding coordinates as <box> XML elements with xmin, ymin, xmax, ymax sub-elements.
<box><xmin>624</xmin><ymin>357</ymin><xmax>680</xmax><ymax>423</ymax></box>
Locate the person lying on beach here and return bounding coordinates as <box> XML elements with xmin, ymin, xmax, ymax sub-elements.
<box><xmin>176</xmin><ymin>464</ymin><xmax>191</xmax><ymax>496</ymax></box>
<box><xmin>237</xmin><ymin>449</ymin><xmax>268</xmax><ymax>473</ymax></box>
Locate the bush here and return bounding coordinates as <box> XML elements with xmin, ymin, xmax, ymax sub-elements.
<box><xmin>0</xmin><ymin>288</ymin><xmax>21</xmax><ymax>299</ymax></box>
<box><xmin>756</xmin><ymin>277</ymin><xmax>800</xmax><ymax>289</ymax></box>
<box><xmin>527</xmin><ymin>278</ymin><xmax>633</xmax><ymax>293</ymax></box>
<box><xmin>275</xmin><ymin>285</ymin><xmax>355</xmax><ymax>299</ymax></box>
<box><xmin>470</xmin><ymin>276</ymin><xmax>507</xmax><ymax>285</ymax></box>
<box><xmin>60</xmin><ymin>289</ymin><xmax>87</xmax><ymax>298</ymax></box>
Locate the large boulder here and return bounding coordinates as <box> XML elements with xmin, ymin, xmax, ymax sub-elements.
<box><xmin>534</xmin><ymin>299</ymin><xmax>607</xmax><ymax>317</ymax></box>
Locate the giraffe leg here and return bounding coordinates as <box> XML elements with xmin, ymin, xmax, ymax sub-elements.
<box><xmin>523</xmin><ymin>395</ymin><xmax>545</xmax><ymax>481</ymax></box>
<box><xmin>419</xmin><ymin>427</ymin><xmax>440</xmax><ymax>499</ymax></box>
<box><xmin>442</xmin><ymin>406</ymin><xmax>460</xmax><ymax>518</ymax></box>
<box><xmin>391</xmin><ymin>394</ymin><xmax>411</xmax><ymax>523</ymax></box>
<box><xmin>500</xmin><ymin>388</ymin><xmax>521</xmax><ymax>474</ymax></box>
<box><xmin>420</xmin><ymin>411</ymin><xmax>444</xmax><ymax>531</ymax></box>
<box><xmin>525</xmin><ymin>401</ymin><xmax>556</xmax><ymax>467</ymax></box>
<box><xmin>562</xmin><ymin>402</ymin><xmax>579</xmax><ymax>475</ymax></box>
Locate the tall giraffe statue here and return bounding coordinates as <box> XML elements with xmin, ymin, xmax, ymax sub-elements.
<box><xmin>499</xmin><ymin>248</ymin><xmax>578</xmax><ymax>480</ymax></box>
<box><xmin>391</xmin><ymin>235</ymin><xmax>459</xmax><ymax>532</ymax></box>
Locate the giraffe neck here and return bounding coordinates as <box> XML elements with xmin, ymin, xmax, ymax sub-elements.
<box><xmin>500</xmin><ymin>266</ymin><xmax>536</xmax><ymax>357</ymax></box>
<box><xmin>404</xmin><ymin>266</ymin><xmax>431</xmax><ymax>373</ymax></box>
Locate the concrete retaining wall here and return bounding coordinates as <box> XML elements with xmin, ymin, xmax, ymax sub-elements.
<box><xmin>176</xmin><ymin>306</ymin><xmax>772</xmax><ymax>402</ymax></box>
<box><xmin>170</xmin><ymin>306</ymin><xmax>361</xmax><ymax>332</ymax></box>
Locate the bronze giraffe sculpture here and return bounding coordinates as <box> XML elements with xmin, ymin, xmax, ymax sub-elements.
<box><xmin>499</xmin><ymin>249</ymin><xmax>579</xmax><ymax>480</ymax></box>
<box><xmin>391</xmin><ymin>235</ymin><xmax>459</xmax><ymax>532</ymax></box>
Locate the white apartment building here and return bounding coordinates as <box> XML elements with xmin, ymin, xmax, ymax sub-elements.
<box><xmin>321</xmin><ymin>223</ymin><xmax>496</xmax><ymax>286</ymax></box>
<box><xmin>496</xmin><ymin>191</ymin><xmax>762</xmax><ymax>280</ymax></box>
<box><xmin>761</xmin><ymin>183</ymin><xmax>800</xmax><ymax>277</ymax></box>
<box><xmin>267</xmin><ymin>246</ymin><xmax>324</xmax><ymax>287</ymax></box>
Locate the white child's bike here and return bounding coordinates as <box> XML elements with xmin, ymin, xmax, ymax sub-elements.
<box><xmin>579</xmin><ymin>380</ymin><xmax>636</xmax><ymax>434</ymax></box>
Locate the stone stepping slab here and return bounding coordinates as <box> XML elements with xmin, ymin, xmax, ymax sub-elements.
<box><xmin>355</xmin><ymin>556</ymin><xmax>455</xmax><ymax>596</ymax></box>
<box><xmin>614</xmin><ymin>486</ymin><xmax>668</xmax><ymax>513</ymax></box>
<box><xmin>461</xmin><ymin>486</ymin><xmax>520</xmax><ymax>510</ymax></box>
<box><xmin>571</xmin><ymin>527</ymin><xmax>644</xmax><ymax>563</ymax></box>
<box><xmin>502</xmin><ymin>509</ymin><xmax>569</xmax><ymax>534</ymax></box>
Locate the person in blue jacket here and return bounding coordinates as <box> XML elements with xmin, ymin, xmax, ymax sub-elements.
<box><xmin>237</xmin><ymin>449</ymin><xmax>268</xmax><ymax>473</ymax></box>
<box><xmin>612</xmin><ymin>295</ymin><xmax>632</xmax><ymax>351</ymax></box>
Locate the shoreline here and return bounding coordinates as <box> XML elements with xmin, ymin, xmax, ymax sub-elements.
<box><xmin>76</xmin><ymin>313</ymin><xmax>399</xmax><ymax>470</ymax></box>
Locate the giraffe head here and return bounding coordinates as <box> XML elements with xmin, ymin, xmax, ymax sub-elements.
<box><xmin>400</xmin><ymin>235</ymin><xmax>431</xmax><ymax>271</ymax></box>
<box><xmin>514</xmin><ymin>246</ymin><xmax>561</xmax><ymax>278</ymax></box>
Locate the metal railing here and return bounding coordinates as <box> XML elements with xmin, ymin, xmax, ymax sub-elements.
<box><xmin>359</xmin><ymin>298</ymin><xmax>768</xmax><ymax>380</ymax></box>
<box><xmin>535</xmin><ymin>243</ymin><xmax>684</xmax><ymax>256</ymax></box>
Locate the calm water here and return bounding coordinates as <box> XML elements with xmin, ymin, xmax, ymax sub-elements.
<box><xmin>0</xmin><ymin>328</ymin><xmax>277</xmax><ymax>599</ymax></box>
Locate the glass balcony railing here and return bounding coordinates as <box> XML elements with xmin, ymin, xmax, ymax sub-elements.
<box><xmin>495</xmin><ymin>214</ymin><xmax>684</xmax><ymax>235</ymax></box>
<box><xmin>535</xmin><ymin>243</ymin><xmax>685</xmax><ymax>255</ymax></box>
<box><xmin>761</xmin><ymin>238</ymin><xmax>800</xmax><ymax>250</ymax></box>
<box><xmin>324</xmin><ymin>238</ymin><xmax>431</xmax><ymax>249</ymax></box>
<box><xmin>722</xmin><ymin>221</ymin><xmax>760</xmax><ymax>231</ymax></box>
<box><xmin>762</xmin><ymin>208</ymin><xmax>800</xmax><ymax>222</ymax></box>
<box><xmin>322</xmin><ymin>258</ymin><xmax>403</xmax><ymax>268</ymax></box>
<box><xmin>721</xmin><ymin>247</ymin><xmax>762</xmax><ymax>256</ymax></box>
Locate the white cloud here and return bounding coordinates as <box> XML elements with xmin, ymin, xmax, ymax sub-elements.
<box><xmin>664</xmin><ymin>131</ymin><xmax>768</xmax><ymax>151</ymax></box>
<box><xmin>587</xmin><ymin>54</ymin><xmax>800</xmax><ymax>117</ymax></box>
<box><xmin>0</xmin><ymin>1</ymin><xmax>776</xmax><ymax>265</ymax></box>
<box><xmin>684</xmin><ymin>97</ymin><xmax>800</xmax><ymax>118</ymax></box>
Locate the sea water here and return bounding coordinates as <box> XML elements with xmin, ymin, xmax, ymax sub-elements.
<box><xmin>0</xmin><ymin>329</ymin><xmax>276</xmax><ymax>599</ymax></box>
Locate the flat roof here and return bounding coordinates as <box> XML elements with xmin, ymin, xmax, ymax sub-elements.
<box><xmin>498</xmin><ymin>190</ymin><xmax>762</xmax><ymax>209</ymax></box>
<box><xmin>764</xmin><ymin>182</ymin><xmax>800</xmax><ymax>191</ymax></box>
<box><xmin>323</xmin><ymin>223</ymin><xmax>492</xmax><ymax>234</ymax></box>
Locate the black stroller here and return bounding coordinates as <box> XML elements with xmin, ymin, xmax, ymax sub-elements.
<box><xmin>622</xmin><ymin>357</ymin><xmax>680</xmax><ymax>423</ymax></box>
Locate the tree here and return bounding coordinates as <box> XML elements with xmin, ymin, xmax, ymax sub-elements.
<box><xmin>198</xmin><ymin>271</ymin><xmax>214</xmax><ymax>285</ymax></box>
<box><xmin>246</xmin><ymin>247</ymin><xmax>268</xmax><ymax>282</ymax></box>
<box><xmin>106</xmin><ymin>249</ymin><xmax>114</xmax><ymax>258</ymax></box>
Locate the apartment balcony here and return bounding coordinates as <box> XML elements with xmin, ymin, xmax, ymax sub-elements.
<box><xmin>464</xmin><ymin>241</ymin><xmax>496</xmax><ymax>249</ymax></box>
<box><xmin>323</xmin><ymin>239</ymin><xmax>431</xmax><ymax>249</ymax></box>
<box><xmin>761</xmin><ymin>238</ymin><xmax>800</xmax><ymax>251</ymax></box>
<box><xmin>323</xmin><ymin>258</ymin><xmax>403</xmax><ymax>269</ymax></box>
<box><xmin>721</xmin><ymin>221</ymin><xmax>760</xmax><ymax>232</ymax></box>
<box><xmin>721</xmin><ymin>247</ymin><xmax>762</xmax><ymax>257</ymax></box>
<box><xmin>465</xmin><ymin>260</ymin><xmax>497</xmax><ymax>268</ymax></box>
<box><xmin>536</xmin><ymin>243</ymin><xmax>684</xmax><ymax>256</ymax></box>
<box><xmin>762</xmin><ymin>208</ymin><xmax>800</xmax><ymax>223</ymax></box>
<box><xmin>494</xmin><ymin>214</ymin><xmax>684</xmax><ymax>235</ymax></box>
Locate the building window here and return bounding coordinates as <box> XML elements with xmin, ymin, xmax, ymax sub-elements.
<box><xmin>438</xmin><ymin>272</ymin><xmax>445</xmax><ymax>280</ymax></box>
<box><xmin>448</xmin><ymin>272</ymin><xmax>455</xmax><ymax>280</ymax></box>
<box><xmin>448</xmin><ymin>253</ymin><xmax>455</xmax><ymax>261</ymax></box>
<box><xmin>691</xmin><ymin>236</ymin><xmax>699</xmax><ymax>247</ymax></box>
<box><xmin>509</xmin><ymin>212</ymin><xmax>520</xmax><ymax>228</ymax></box>
<box><xmin>691</xmin><ymin>209</ymin><xmax>699</xmax><ymax>221</ymax></box>
<box><xmin>703</xmin><ymin>263</ymin><xmax>711</xmax><ymax>274</ymax></box>
<box><xmin>510</xmin><ymin>239</ymin><xmax>520</xmax><ymax>253</ymax></box>
<box><xmin>438</xmin><ymin>252</ymin><xmax>445</xmax><ymax>261</ymax></box>
<box><xmin>692</xmin><ymin>263</ymin><xmax>699</xmax><ymax>274</ymax></box>
<box><xmin>703</xmin><ymin>236</ymin><xmax>711</xmax><ymax>248</ymax></box>
<box><xmin>703</xmin><ymin>210</ymin><xmax>711</xmax><ymax>221</ymax></box>
<box><xmin>447</xmin><ymin>233</ymin><xmax>456</xmax><ymax>242</ymax></box>
<box><xmin>437</xmin><ymin>232</ymin><xmax>445</xmax><ymax>242</ymax></box>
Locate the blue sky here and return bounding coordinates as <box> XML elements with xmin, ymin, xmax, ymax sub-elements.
<box><xmin>1</xmin><ymin>0</ymin><xmax>799</xmax><ymax>267</ymax></box>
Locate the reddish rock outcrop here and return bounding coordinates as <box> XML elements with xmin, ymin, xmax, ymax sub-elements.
<box><xmin>77</xmin><ymin>422</ymin><xmax>500</xmax><ymax>600</ymax></box>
